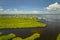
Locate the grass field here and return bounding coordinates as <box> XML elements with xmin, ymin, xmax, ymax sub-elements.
<box><xmin>0</xmin><ymin>17</ymin><xmax>46</xmax><ymax>28</ymax></box>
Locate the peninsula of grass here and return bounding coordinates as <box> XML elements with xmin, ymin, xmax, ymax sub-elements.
<box><xmin>0</xmin><ymin>32</ymin><xmax>40</xmax><ymax>40</ymax></box>
<box><xmin>0</xmin><ymin>17</ymin><xmax>46</xmax><ymax>28</ymax></box>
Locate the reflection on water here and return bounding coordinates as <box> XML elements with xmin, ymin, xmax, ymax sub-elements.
<box><xmin>37</xmin><ymin>14</ymin><xmax>60</xmax><ymax>22</ymax></box>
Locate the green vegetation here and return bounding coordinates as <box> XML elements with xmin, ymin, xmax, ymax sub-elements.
<box><xmin>0</xmin><ymin>17</ymin><xmax>46</xmax><ymax>28</ymax></box>
<box><xmin>12</xmin><ymin>33</ymin><xmax>40</xmax><ymax>40</ymax></box>
<box><xmin>24</xmin><ymin>33</ymin><xmax>40</xmax><ymax>40</ymax></box>
<box><xmin>12</xmin><ymin>37</ymin><xmax>23</xmax><ymax>40</ymax></box>
<box><xmin>0</xmin><ymin>32</ymin><xmax>2</xmax><ymax>35</ymax></box>
<box><xmin>0</xmin><ymin>32</ymin><xmax>40</xmax><ymax>40</ymax></box>
<box><xmin>56</xmin><ymin>34</ymin><xmax>60</xmax><ymax>40</ymax></box>
<box><xmin>0</xmin><ymin>33</ymin><xmax>16</xmax><ymax>40</ymax></box>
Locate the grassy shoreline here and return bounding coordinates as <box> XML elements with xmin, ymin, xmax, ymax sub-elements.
<box><xmin>0</xmin><ymin>17</ymin><xmax>46</xmax><ymax>28</ymax></box>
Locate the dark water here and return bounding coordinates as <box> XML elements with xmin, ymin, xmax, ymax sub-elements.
<box><xmin>40</xmin><ymin>20</ymin><xmax>60</xmax><ymax>40</ymax></box>
<box><xmin>0</xmin><ymin>19</ymin><xmax>60</xmax><ymax>40</ymax></box>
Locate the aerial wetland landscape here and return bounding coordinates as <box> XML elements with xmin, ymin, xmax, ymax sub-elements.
<box><xmin>0</xmin><ymin>14</ymin><xmax>60</xmax><ymax>40</ymax></box>
<box><xmin>0</xmin><ymin>14</ymin><xmax>46</xmax><ymax>40</ymax></box>
<box><xmin>0</xmin><ymin>0</ymin><xmax>60</xmax><ymax>40</ymax></box>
